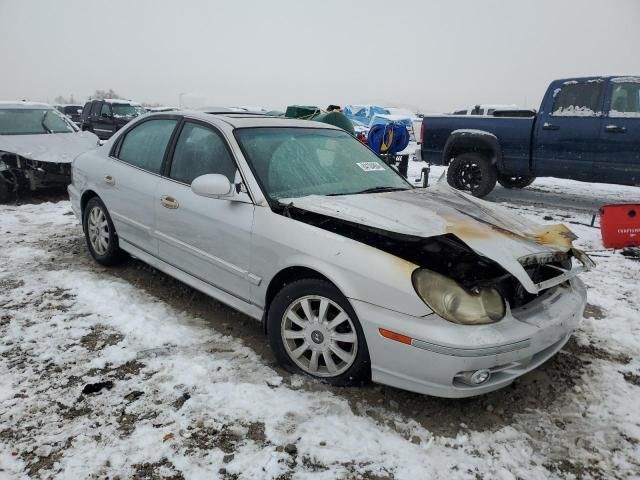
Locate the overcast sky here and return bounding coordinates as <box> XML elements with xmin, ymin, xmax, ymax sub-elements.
<box><xmin>1</xmin><ymin>0</ymin><xmax>639</xmax><ymax>113</ymax></box>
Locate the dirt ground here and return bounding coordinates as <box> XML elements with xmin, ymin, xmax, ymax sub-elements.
<box><xmin>2</xmin><ymin>191</ymin><xmax>639</xmax><ymax>479</ymax></box>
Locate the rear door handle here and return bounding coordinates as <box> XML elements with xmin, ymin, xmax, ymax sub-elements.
<box><xmin>605</xmin><ymin>124</ymin><xmax>627</xmax><ymax>133</ymax></box>
<box><xmin>104</xmin><ymin>175</ymin><xmax>115</xmax><ymax>185</ymax></box>
<box><xmin>160</xmin><ymin>195</ymin><xmax>179</xmax><ymax>209</ymax></box>
<box><xmin>542</xmin><ymin>122</ymin><xmax>559</xmax><ymax>131</ymax></box>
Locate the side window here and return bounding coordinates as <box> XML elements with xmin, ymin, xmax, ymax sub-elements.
<box><xmin>610</xmin><ymin>82</ymin><xmax>640</xmax><ymax>118</ymax></box>
<box><xmin>100</xmin><ymin>103</ymin><xmax>111</xmax><ymax>117</ymax></box>
<box><xmin>117</xmin><ymin>119</ymin><xmax>177</xmax><ymax>174</ymax></box>
<box><xmin>552</xmin><ymin>82</ymin><xmax>603</xmax><ymax>117</ymax></box>
<box><xmin>169</xmin><ymin>122</ymin><xmax>237</xmax><ymax>185</ymax></box>
<box><xmin>82</xmin><ymin>102</ymin><xmax>91</xmax><ymax>119</ymax></box>
<box><xmin>90</xmin><ymin>101</ymin><xmax>102</xmax><ymax>116</ymax></box>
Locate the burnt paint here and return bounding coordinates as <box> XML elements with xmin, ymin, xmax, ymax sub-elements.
<box><xmin>275</xmin><ymin>203</ymin><xmax>563</xmax><ymax>308</ymax></box>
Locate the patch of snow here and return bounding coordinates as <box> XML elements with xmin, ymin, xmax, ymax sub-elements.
<box><xmin>611</xmin><ymin>77</ymin><xmax>640</xmax><ymax>84</ymax></box>
<box><xmin>609</xmin><ymin>110</ymin><xmax>640</xmax><ymax>118</ymax></box>
<box><xmin>1</xmin><ymin>185</ymin><xmax>640</xmax><ymax>479</ymax></box>
<box><xmin>552</xmin><ymin>106</ymin><xmax>600</xmax><ymax>117</ymax></box>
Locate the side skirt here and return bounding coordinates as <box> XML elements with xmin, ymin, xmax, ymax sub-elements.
<box><xmin>119</xmin><ymin>239</ymin><xmax>264</xmax><ymax>321</ymax></box>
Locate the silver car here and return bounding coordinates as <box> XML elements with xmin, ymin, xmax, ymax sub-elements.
<box><xmin>68</xmin><ymin>111</ymin><xmax>593</xmax><ymax>398</ymax></box>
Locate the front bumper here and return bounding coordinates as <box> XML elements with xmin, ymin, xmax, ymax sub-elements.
<box><xmin>352</xmin><ymin>278</ymin><xmax>586</xmax><ymax>398</ymax></box>
<box><xmin>67</xmin><ymin>183</ymin><xmax>81</xmax><ymax>221</ymax></box>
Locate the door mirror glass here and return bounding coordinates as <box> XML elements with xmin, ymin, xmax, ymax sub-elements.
<box><xmin>191</xmin><ymin>174</ymin><xmax>233</xmax><ymax>198</ymax></box>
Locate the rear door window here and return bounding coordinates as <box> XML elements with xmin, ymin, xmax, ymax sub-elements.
<box><xmin>552</xmin><ymin>82</ymin><xmax>603</xmax><ymax>117</ymax></box>
<box><xmin>168</xmin><ymin>122</ymin><xmax>237</xmax><ymax>184</ymax></box>
<box><xmin>100</xmin><ymin>103</ymin><xmax>111</xmax><ymax>117</ymax></box>
<box><xmin>116</xmin><ymin>119</ymin><xmax>178</xmax><ymax>174</ymax></box>
<box><xmin>609</xmin><ymin>81</ymin><xmax>640</xmax><ymax>118</ymax></box>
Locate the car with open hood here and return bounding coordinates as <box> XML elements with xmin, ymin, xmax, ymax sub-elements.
<box><xmin>68</xmin><ymin>111</ymin><xmax>593</xmax><ymax>397</ymax></box>
<box><xmin>0</xmin><ymin>101</ymin><xmax>98</xmax><ymax>202</ymax></box>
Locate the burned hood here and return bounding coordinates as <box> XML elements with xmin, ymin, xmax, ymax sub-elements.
<box><xmin>0</xmin><ymin>131</ymin><xmax>99</xmax><ymax>164</ymax></box>
<box><xmin>282</xmin><ymin>183</ymin><xmax>593</xmax><ymax>294</ymax></box>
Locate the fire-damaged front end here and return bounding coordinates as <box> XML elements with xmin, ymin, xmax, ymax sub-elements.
<box><xmin>275</xmin><ymin>183</ymin><xmax>593</xmax><ymax>397</ymax></box>
<box><xmin>0</xmin><ymin>131</ymin><xmax>98</xmax><ymax>202</ymax></box>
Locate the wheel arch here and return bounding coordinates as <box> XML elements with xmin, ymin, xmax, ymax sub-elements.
<box><xmin>263</xmin><ymin>265</ymin><xmax>343</xmax><ymax>334</ymax></box>
<box><xmin>80</xmin><ymin>189</ymin><xmax>99</xmax><ymax>218</ymax></box>
<box><xmin>443</xmin><ymin>130</ymin><xmax>503</xmax><ymax>168</ymax></box>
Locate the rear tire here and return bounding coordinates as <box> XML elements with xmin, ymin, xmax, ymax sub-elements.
<box><xmin>267</xmin><ymin>278</ymin><xmax>370</xmax><ymax>386</ymax></box>
<box><xmin>497</xmin><ymin>174</ymin><xmax>535</xmax><ymax>189</ymax></box>
<box><xmin>0</xmin><ymin>175</ymin><xmax>10</xmax><ymax>203</ymax></box>
<box><xmin>447</xmin><ymin>153</ymin><xmax>497</xmax><ymax>197</ymax></box>
<box><xmin>83</xmin><ymin>196</ymin><xmax>126</xmax><ymax>266</ymax></box>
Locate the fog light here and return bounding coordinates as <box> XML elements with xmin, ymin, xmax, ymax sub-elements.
<box><xmin>470</xmin><ymin>369</ymin><xmax>491</xmax><ymax>385</ymax></box>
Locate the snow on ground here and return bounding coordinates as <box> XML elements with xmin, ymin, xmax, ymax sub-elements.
<box><xmin>1</xmin><ymin>175</ymin><xmax>640</xmax><ymax>479</ymax></box>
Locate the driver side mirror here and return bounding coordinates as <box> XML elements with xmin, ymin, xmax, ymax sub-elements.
<box><xmin>191</xmin><ymin>174</ymin><xmax>233</xmax><ymax>198</ymax></box>
<box><xmin>101</xmin><ymin>112</ymin><xmax>111</xmax><ymax>119</ymax></box>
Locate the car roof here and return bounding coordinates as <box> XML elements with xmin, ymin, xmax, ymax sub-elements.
<box><xmin>554</xmin><ymin>75</ymin><xmax>640</xmax><ymax>83</ymax></box>
<box><xmin>96</xmin><ymin>98</ymin><xmax>142</xmax><ymax>105</ymax></box>
<box><xmin>176</xmin><ymin>110</ymin><xmax>342</xmax><ymax>130</ymax></box>
<box><xmin>0</xmin><ymin>101</ymin><xmax>53</xmax><ymax>109</ymax></box>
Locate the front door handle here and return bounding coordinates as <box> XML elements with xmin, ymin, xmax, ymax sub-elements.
<box><xmin>542</xmin><ymin>122</ymin><xmax>559</xmax><ymax>131</ymax></box>
<box><xmin>605</xmin><ymin>124</ymin><xmax>627</xmax><ymax>133</ymax></box>
<box><xmin>160</xmin><ymin>195</ymin><xmax>179</xmax><ymax>209</ymax></box>
<box><xmin>104</xmin><ymin>175</ymin><xmax>115</xmax><ymax>185</ymax></box>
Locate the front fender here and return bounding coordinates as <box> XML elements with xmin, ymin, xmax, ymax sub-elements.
<box><xmin>251</xmin><ymin>208</ymin><xmax>433</xmax><ymax>318</ymax></box>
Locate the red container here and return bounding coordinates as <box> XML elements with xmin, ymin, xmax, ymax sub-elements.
<box><xmin>600</xmin><ymin>204</ymin><xmax>640</xmax><ymax>248</ymax></box>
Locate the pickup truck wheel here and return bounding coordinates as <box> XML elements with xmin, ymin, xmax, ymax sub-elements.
<box><xmin>0</xmin><ymin>177</ymin><xmax>10</xmax><ymax>203</ymax></box>
<box><xmin>447</xmin><ymin>153</ymin><xmax>497</xmax><ymax>197</ymax></box>
<box><xmin>497</xmin><ymin>175</ymin><xmax>536</xmax><ymax>189</ymax></box>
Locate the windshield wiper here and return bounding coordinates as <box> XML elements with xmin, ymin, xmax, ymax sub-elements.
<box><xmin>349</xmin><ymin>186</ymin><xmax>409</xmax><ymax>195</ymax></box>
<box><xmin>41</xmin><ymin>111</ymin><xmax>52</xmax><ymax>133</ymax></box>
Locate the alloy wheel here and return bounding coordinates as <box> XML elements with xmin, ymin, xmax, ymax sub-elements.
<box><xmin>281</xmin><ymin>295</ymin><xmax>358</xmax><ymax>377</ymax></box>
<box><xmin>88</xmin><ymin>206</ymin><xmax>110</xmax><ymax>255</ymax></box>
<box><xmin>456</xmin><ymin>160</ymin><xmax>483</xmax><ymax>191</ymax></box>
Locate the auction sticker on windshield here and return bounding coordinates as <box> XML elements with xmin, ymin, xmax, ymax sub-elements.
<box><xmin>356</xmin><ymin>162</ymin><xmax>385</xmax><ymax>172</ymax></box>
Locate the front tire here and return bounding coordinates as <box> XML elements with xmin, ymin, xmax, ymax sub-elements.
<box><xmin>497</xmin><ymin>174</ymin><xmax>535</xmax><ymax>189</ymax></box>
<box><xmin>447</xmin><ymin>153</ymin><xmax>497</xmax><ymax>198</ymax></box>
<box><xmin>267</xmin><ymin>279</ymin><xmax>370</xmax><ymax>386</ymax></box>
<box><xmin>83</xmin><ymin>196</ymin><xmax>125</xmax><ymax>266</ymax></box>
<box><xmin>0</xmin><ymin>175</ymin><xmax>11</xmax><ymax>203</ymax></box>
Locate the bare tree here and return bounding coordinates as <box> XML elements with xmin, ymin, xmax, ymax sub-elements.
<box><xmin>53</xmin><ymin>94</ymin><xmax>79</xmax><ymax>105</ymax></box>
<box><xmin>91</xmin><ymin>89</ymin><xmax>122</xmax><ymax>100</ymax></box>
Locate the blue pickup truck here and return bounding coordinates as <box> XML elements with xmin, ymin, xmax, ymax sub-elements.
<box><xmin>418</xmin><ymin>76</ymin><xmax>640</xmax><ymax>197</ymax></box>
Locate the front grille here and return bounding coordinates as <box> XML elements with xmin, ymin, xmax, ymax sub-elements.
<box><xmin>495</xmin><ymin>260</ymin><xmax>568</xmax><ymax>309</ymax></box>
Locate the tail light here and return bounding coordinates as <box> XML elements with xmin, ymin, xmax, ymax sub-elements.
<box><xmin>420</xmin><ymin>121</ymin><xmax>424</xmax><ymax>145</ymax></box>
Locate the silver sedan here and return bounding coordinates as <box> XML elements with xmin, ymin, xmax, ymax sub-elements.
<box><xmin>68</xmin><ymin>111</ymin><xmax>592</xmax><ymax>398</ymax></box>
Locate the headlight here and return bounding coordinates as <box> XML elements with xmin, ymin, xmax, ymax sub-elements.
<box><xmin>412</xmin><ymin>269</ymin><xmax>505</xmax><ymax>325</ymax></box>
